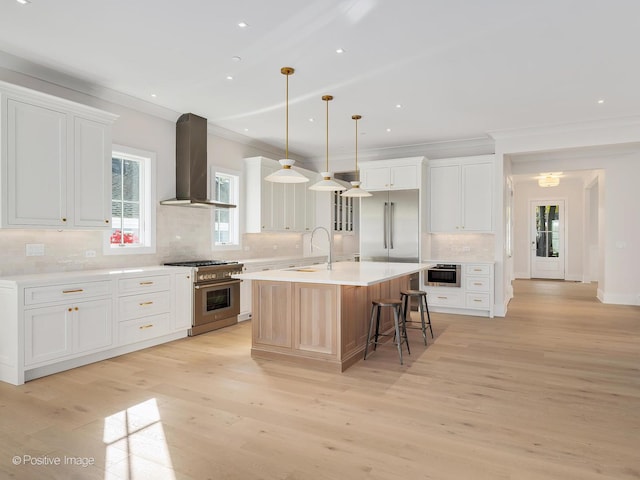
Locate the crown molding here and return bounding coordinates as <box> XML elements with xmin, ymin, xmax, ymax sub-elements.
<box><xmin>489</xmin><ymin>115</ymin><xmax>640</xmax><ymax>140</ymax></box>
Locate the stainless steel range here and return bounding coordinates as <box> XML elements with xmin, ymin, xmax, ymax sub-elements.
<box><xmin>164</xmin><ymin>260</ymin><xmax>244</xmax><ymax>336</ymax></box>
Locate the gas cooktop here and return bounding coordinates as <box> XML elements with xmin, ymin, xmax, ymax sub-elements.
<box><xmin>164</xmin><ymin>260</ymin><xmax>239</xmax><ymax>268</ymax></box>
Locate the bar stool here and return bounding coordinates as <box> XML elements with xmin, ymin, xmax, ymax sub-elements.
<box><xmin>364</xmin><ymin>298</ymin><xmax>410</xmax><ymax>364</ymax></box>
<box><xmin>400</xmin><ymin>289</ymin><xmax>433</xmax><ymax>346</ymax></box>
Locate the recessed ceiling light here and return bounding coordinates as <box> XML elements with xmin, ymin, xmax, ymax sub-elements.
<box><xmin>308</xmin><ymin>118</ymin><xmax>314</xmax><ymax>122</ymax></box>
<box><xmin>597</xmin><ymin>99</ymin><xmax>605</xmax><ymax>104</ymax></box>
<box><xmin>238</xmin><ymin>21</ymin><xmax>249</xmax><ymax>28</ymax></box>
<box><xmin>395</xmin><ymin>104</ymin><xmax>402</xmax><ymax>109</ymax></box>
<box><xmin>226</xmin><ymin>75</ymin><xmax>233</xmax><ymax>80</ymax></box>
<box><xmin>232</xmin><ymin>56</ymin><xmax>242</xmax><ymax>62</ymax></box>
<box><xmin>150</xmin><ymin>93</ymin><xmax>157</xmax><ymax>98</ymax></box>
<box><xmin>16</xmin><ymin>0</ymin><xmax>31</xmax><ymax>5</ymax></box>
<box><xmin>336</xmin><ymin>48</ymin><xmax>345</xmax><ymax>54</ymax></box>
<box><xmin>386</xmin><ymin>128</ymin><xmax>392</xmax><ymax>132</ymax></box>
<box><xmin>244</xmin><ymin>128</ymin><xmax>249</xmax><ymax>132</ymax></box>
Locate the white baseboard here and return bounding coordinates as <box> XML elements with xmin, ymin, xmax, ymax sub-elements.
<box><xmin>599</xmin><ymin>291</ymin><xmax>640</xmax><ymax>306</ymax></box>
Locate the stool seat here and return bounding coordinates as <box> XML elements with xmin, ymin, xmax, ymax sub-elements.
<box><xmin>372</xmin><ymin>298</ymin><xmax>403</xmax><ymax>307</ymax></box>
<box><xmin>400</xmin><ymin>289</ymin><xmax>433</xmax><ymax>346</ymax></box>
<box><xmin>364</xmin><ymin>298</ymin><xmax>410</xmax><ymax>364</ymax></box>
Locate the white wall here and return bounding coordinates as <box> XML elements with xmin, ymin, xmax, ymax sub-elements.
<box><xmin>512</xmin><ymin>176</ymin><xmax>585</xmax><ymax>281</ymax></box>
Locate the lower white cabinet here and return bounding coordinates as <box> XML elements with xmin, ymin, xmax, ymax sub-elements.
<box><xmin>423</xmin><ymin>262</ymin><xmax>494</xmax><ymax>317</ymax></box>
<box><xmin>0</xmin><ymin>267</ymin><xmax>192</xmax><ymax>385</ymax></box>
<box><xmin>24</xmin><ymin>298</ymin><xmax>112</xmax><ymax>366</ymax></box>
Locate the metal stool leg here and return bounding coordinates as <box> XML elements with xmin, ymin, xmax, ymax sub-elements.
<box><xmin>399</xmin><ymin>304</ymin><xmax>410</xmax><ymax>355</ymax></box>
<box><xmin>392</xmin><ymin>305</ymin><xmax>403</xmax><ymax>364</ymax></box>
<box><xmin>364</xmin><ymin>304</ymin><xmax>377</xmax><ymax>360</ymax></box>
<box><xmin>424</xmin><ymin>294</ymin><xmax>434</xmax><ymax>338</ymax></box>
<box><xmin>417</xmin><ymin>295</ymin><xmax>427</xmax><ymax>346</ymax></box>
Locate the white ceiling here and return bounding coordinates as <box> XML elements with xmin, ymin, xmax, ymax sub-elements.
<box><xmin>1</xmin><ymin>0</ymin><xmax>639</xmax><ymax>168</ymax></box>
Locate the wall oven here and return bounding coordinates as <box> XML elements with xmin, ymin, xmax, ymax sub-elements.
<box><xmin>165</xmin><ymin>260</ymin><xmax>243</xmax><ymax>336</ymax></box>
<box><xmin>426</xmin><ymin>264</ymin><xmax>461</xmax><ymax>287</ymax></box>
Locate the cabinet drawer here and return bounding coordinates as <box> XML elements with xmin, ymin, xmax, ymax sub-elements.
<box><xmin>466</xmin><ymin>293</ymin><xmax>490</xmax><ymax>309</ymax></box>
<box><xmin>465</xmin><ymin>276</ymin><xmax>490</xmax><ymax>292</ymax></box>
<box><xmin>119</xmin><ymin>291</ymin><xmax>171</xmax><ymax>320</ymax></box>
<box><xmin>465</xmin><ymin>264</ymin><xmax>490</xmax><ymax>276</ymax></box>
<box><xmin>24</xmin><ymin>280</ymin><xmax>111</xmax><ymax>306</ymax></box>
<box><xmin>118</xmin><ymin>275</ymin><xmax>171</xmax><ymax>294</ymax></box>
<box><xmin>118</xmin><ymin>314</ymin><xmax>170</xmax><ymax>345</ymax></box>
<box><xmin>427</xmin><ymin>290</ymin><xmax>463</xmax><ymax>307</ymax></box>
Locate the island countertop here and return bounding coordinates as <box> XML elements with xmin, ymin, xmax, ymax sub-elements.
<box><xmin>233</xmin><ymin>260</ymin><xmax>428</xmax><ymax>286</ymax></box>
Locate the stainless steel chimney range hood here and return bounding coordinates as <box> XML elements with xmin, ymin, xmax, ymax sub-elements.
<box><xmin>160</xmin><ymin>113</ymin><xmax>236</xmax><ymax>208</ymax></box>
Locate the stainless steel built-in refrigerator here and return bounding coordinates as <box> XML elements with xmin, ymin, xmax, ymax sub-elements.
<box><xmin>359</xmin><ymin>189</ymin><xmax>419</xmax><ymax>262</ymax></box>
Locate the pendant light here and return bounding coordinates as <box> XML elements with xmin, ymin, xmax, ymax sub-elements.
<box><xmin>265</xmin><ymin>67</ymin><xmax>309</xmax><ymax>183</ymax></box>
<box><xmin>309</xmin><ymin>95</ymin><xmax>346</xmax><ymax>191</ymax></box>
<box><xmin>341</xmin><ymin>114</ymin><xmax>372</xmax><ymax>197</ymax></box>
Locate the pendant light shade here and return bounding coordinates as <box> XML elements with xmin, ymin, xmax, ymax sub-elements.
<box><xmin>342</xmin><ymin>114</ymin><xmax>372</xmax><ymax>198</ymax></box>
<box><xmin>310</xmin><ymin>95</ymin><xmax>346</xmax><ymax>191</ymax></box>
<box><xmin>265</xmin><ymin>67</ymin><xmax>309</xmax><ymax>184</ymax></box>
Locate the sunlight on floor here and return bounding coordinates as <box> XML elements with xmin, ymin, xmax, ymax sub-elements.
<box><xmin>103</xmin><ymin>398</ymin><xmax>175</xmax><ymax>479</ymax></box>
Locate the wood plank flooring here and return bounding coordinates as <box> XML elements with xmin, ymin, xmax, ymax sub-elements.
<box><xmin>1</xmin><ymin>280</ymin><xmax>638</xmax><ymax>479</ymax></box>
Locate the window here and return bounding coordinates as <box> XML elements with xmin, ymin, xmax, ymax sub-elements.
<box><xmin>211</xmin><ymin>167</ymin><xmax>240</xmax><ymax>249</ymax></box>
<box><xmin>104</xmin><ymin>145</ymin><xmax>156</xmax><ymax>255</ymax></box>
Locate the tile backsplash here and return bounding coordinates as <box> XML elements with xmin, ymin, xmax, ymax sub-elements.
<box><xmin>0</xmin><ymin>206</ymin><xmax>356</xmax><ymax>276</ymax></box>
<box><xmin>428</xmin><ymin>233</ymin><xmax>495</xmax><ymax>261</ymax></box>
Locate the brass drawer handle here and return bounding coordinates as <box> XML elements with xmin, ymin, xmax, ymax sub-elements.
<box><xmin>138</xmin><ymin>324</ymin><xmax>154</xmax><ymax>330</ymax></box>
<box><xmin>139</xmin><ymin>301</ymin><xmax>154</xmax><ymax>306</ymax></box>
<box><xmin>139</xmin><ymin>281</ymin><xmax>154</xmax><ymax>285</ymax></box>
<box><xmin>63</xmin><ymin>289</ymin><xmax>83</xmax><ymax>294</ymax></box>
<box><xmin>437</xmin><ymin>296</ymin><xmax>448</xmax><ymax>299</ymax></box>
<box><xmin>473</xmin><ymin>299</ymin><xmax>483</xmax><ymax>303</ymax></box>
<box><xmin>473</xmin><ymin>282</ymin><xmax>483</xmax><ymax>286</ymax></box>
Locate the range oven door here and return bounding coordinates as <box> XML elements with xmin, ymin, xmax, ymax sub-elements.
<box><xmin>192</xmin><ymin>279</ymin><xmax>241</xmax><ymax>335</ymax></box>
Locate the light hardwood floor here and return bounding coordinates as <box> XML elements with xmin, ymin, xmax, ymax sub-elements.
<box><xmin>1</xmin><ymin>280</ymin><xmax>639</xmax><ymax>479</ymax></box>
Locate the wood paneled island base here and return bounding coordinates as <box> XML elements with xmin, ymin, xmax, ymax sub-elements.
<box><xmin>251</xmin><ymin>275</ymin><xmax>410</xmax><ymax>371</ymax></box>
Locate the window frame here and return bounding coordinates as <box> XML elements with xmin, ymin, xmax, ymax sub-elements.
<box><xmin>210</xmin><ymin>166</ymin><xmax>241</xmax><ymax>251</ymax></box>
<box><xmin>103</xmin><ymin>144</ymin><xmax>156</xmax><ymax>256</ymax></box>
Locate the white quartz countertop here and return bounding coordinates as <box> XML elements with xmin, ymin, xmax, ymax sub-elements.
<box><xmin>0</xmin><ymin>265</ymin><xmax>191</xmax><ymax>287</ymax></box>
<box><xmin>233</xmin><ymin>261</ymin><xmax>428</xmax><ymax>286</ymax></box>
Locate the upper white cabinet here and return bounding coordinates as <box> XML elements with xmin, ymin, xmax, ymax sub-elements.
<box><xmin>245</xmin><ymin>156</ymin><xmax>317</xmax><ymax>233</ymax></box>
<box><xmin>428</xmin><ymin>155</ymin><xmax>494</xmax><ymax>233</ymax></box>
<box><xmin>359</xmin><ymin>157</ymin><xmax>425</xmax><ymax>191</ymax></box>
<box><xmin>0</xmin><ymin>81</ymin><xmax>118</xmax><ymax>229</ymax></box>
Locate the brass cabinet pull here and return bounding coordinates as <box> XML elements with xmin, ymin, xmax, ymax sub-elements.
<box><xmin>63</xmin><ymin>289</ymin><xmax>83</xmax><ymax>294</ymax></box>
<box><xmin>437</xmin><ymin>296</ymin><xmax>448</xmax><ymax>299</ymax></box>
<box><xmin>105</xmin><ymin>220</ymin><xmax>110</xmax><ymax>224</ymax></box>
<box><xmin>473</xmin><ymin>268</ymin><xmax>482</xmax><ymax>272</ymax></box>
<box><xmin>68</xmin><ymin>307</ymin><xmax>72</xmax><ymax>312</ymax></box>
<box><xmin>473</xmin><ymin>299</ymin><xmax>483</xmax><ymax>303</ymax></box>
<box><xmin>473</xmin><ymin>282</ymin><xmax>483</xmax><ymax>286</ymax></box>
<box><xmin>138</xmin><ymin>324</ymin><xmax>154</xmax><ymax>330</ymax></box>
<box><xmin>62</xmin><ymin>218</ymin><xmax>67</xmax><ymax>222</ymax></box>
<box><xmin>74</xmin><ymin>307</ymin><xmax>79</xmax><ymax>311</ymax></box>
<box><xmin>139</xmin><ymin>281</ymin><xmax>154</xmax><ymax>285</ymax></box>
<box><xmin>139</xmin><ymin>301</ymin><xmax>153</xmax><ymax>306</ymax></box>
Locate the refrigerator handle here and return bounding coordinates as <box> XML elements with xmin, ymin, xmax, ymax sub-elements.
<box><xmin>390</xmin><ymin>202</ymin><xmax>394</xmax><ymax>249</ymax></box>
<box><xmin>383</xmin><ymin>202</ymin><xmax>388</xmax><ymax>249</ymax></box>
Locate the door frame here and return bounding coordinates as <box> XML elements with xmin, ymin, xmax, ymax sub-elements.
<box><xmin>528</xmin><ymin>198</ymin><xmax>567</xmax><ymax>279</ymax></box>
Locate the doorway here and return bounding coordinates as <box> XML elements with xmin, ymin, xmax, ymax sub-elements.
<box><xmin>530</xmin><ymin>200</ymin><xmax>565</xmax><ymax>279</ymax></box>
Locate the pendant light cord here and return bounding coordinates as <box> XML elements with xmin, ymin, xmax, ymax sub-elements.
<box><xmin>322</xmin><ymin>95</ymin><xmax>333</xmax><ymax>172</ymax></box>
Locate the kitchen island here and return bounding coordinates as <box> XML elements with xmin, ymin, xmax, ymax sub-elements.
<box><xmin>233</xmin><ymin>261</ymin><xmax>427</xmax><ymax>371</ymax></box>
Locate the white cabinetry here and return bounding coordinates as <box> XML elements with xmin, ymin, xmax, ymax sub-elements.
<box><xmin>0</xmin><ymin>81</ymin><xmax>118</xmax><ymax>229</ymax></box>
<box><xmin>24</xmin><ymin>282</ymin><xmax>113</xmax><ymax>367</ymax></box>
<box><xmin>117</xmin><ymin>273</ymin><xmax>173</xmax><ymax>345</ymax></box>
<box><xmin>423</xmin><ymin>262</ymin><xmax>494</xmax><ymax>317</ymax></box>
<box><xmin>0</xmin><ymin>267</ymin><xmax>191</xmax><ymax>385</ymax></box>
<box><xmin>359</xmin><ymin>157</ymin><xmax>424</xmax><ymax>191</ymax></box>
<box><xmin>428</xmin><ymin>155</ymin><xmax>494</xmax><ymax>233</ymax></box>
<box><xmin>245</xmin><ymin>157</ymin><xmax>317</xmax><ymax>233</ymax></box>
